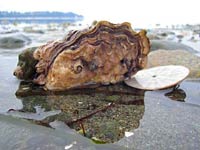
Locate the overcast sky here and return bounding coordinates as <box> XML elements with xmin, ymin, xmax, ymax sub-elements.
<box><xmin>0</xmin><ymin>0</ymin><xmax>199</xmax><ymax>27</ymax></box>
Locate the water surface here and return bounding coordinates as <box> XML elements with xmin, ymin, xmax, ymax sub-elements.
<box><xmin>0</xmin><ymin>27</ymin><xmax>200</xmax><ymax>149</ymax></box>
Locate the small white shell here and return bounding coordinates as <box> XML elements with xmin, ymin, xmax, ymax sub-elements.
<box><xmin>125</xmin><ymin>131</ymin><xmax>134</xmax><ymax>137</ymax></box>
<box><xmin>125</xmin><ymin>65</ymin><xmax>189</xmax><ymax>90</ymax></box>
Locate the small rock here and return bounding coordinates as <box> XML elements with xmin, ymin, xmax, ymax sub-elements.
<box><xmin>193</xmin><ymin>29</ymin><xmax>200</xmax><ymax>34</ymax></box>
<box><xmin>147</xmin><ymin>49</ymin><xmax>200</xmax><ymax>78</ymax></box>
<box><xmin>158</xmin><ymin>32</ymin><xmax>168</xmax><ymax>37</ymax></box>
<box><xmin>150</xmin><ymin>40</ymin><xmax>196</xmax><ymax>53</ymax></box>
<box><xmin>23</xmin><ymin>27</ymin><xmax>45</xmax><ymax>34</ymax></box>
<box><xmin>147</xmin><ymin>34</ymin><xmax>161</xmax><ymax>40</ymax></box>
<box><xmin>0</xmin><ymin>33</ymin><xmax>31</xmax><ymax>49</ymax></box>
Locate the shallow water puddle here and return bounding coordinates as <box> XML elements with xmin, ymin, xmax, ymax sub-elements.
<box><xmin>153</xmin><ymin>80</ymin><xmax>200</xmax><ymax>106</ymax></box>
<box><xmin>1</xmin><ymin>55</ymin><xmax>200</xmax><ymax>146</ymax></box>
<box><xmin>0</xmin><ymin>55</ymin><xmax>145</xmax><ymax>143</ymax></box>
<box><xmin>0</xmin><ymin>56</ymin><xmax>23</xmax><ymax>113</ymax></box>
<box><xmin>13</xmin><ymin>81</ymin><xmax>145</xmax><ymax>143</ymax></box>
<box><xmin>10</xmin><ymin>78</ymin><xmax>200</xmax><ymax>143</ymax></box>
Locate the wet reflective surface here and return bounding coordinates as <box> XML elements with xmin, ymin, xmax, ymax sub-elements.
<box><xmin>0</xmin><ymin>29</ymin><xmax>200</xmax><ymax>149</ymax></box>
<box><xmin>1</xmin><ymin>54</ymin><xmax>200</xmax><ymax>149</ymax></box>
<box><xmin>0</xmin><ymin>56</ymin><xmax>23</xmax><ymax>113</ymax></box>
<box><xmin>14</xmin><ymin>81</ymin><xmax>145</xmax><ymax>143</ymax></box>
<box><xmin>118</xmin><ymin>90</ymin><xmax>200</xmax><ymax>150</ymax></box>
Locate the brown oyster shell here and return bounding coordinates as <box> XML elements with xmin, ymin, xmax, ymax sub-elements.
<box><xmin>33</xmin><ymin>21</ymin><xmax>150</xmax><ymax>90</ymax></box>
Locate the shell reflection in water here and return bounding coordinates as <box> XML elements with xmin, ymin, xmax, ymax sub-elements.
<box><xmin>165</xmin><ymin>87</ymin><xmax>186</xmax><ymax>102</ymax></box>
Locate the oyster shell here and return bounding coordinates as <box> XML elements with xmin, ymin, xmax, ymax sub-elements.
<box><xmin>16</xmin><ymin>21</ymin><xmax>150</xmax><ymax>91</ymax></box>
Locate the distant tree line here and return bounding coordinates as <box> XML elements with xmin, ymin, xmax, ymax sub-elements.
<box><xmin>0</xmin><ymin>11</ymin><xmax>83</xmax><ymax>18</ymax></box>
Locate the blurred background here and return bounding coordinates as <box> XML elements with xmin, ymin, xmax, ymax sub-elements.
<box><xmin>1</xmin><ymin>0</ymin><xmax>200</xmax><ymax>27</ymax></box>
<box><xmin>0</xmin><ymin>0</ymin><xmax>200</xmax><ymax>55</ymax></box>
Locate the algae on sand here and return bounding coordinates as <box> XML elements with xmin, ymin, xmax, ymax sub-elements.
<box><xmin>15</xmin><ymin>82</ymin><xmax>145</xmax><ymax>143</ymax></box>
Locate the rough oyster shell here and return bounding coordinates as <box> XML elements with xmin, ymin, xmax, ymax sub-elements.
<box><xmin>28</xmin><ymin>21</ymin><xmax>150</xmax><ymax>90</ymax></box>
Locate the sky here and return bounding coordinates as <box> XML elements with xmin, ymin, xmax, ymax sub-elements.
<box><xmin>0</xmin><ymin>0</ymin><xmax>200</xmax><ymax>27</ymax></box>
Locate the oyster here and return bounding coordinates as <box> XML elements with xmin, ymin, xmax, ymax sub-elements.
<box><xmin>15</xmin><ymin>21</ymin><xmax>150</xmax><ymax>91</ymax></box>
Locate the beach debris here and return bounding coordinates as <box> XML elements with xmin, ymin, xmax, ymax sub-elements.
<box><xmin>125</xmin><ymin>65</ymin><xmax>189</xmax><ymax>90</ymax></box>
<box><xmin>91</xmin><ymin>137</ymin><xmax>107</xmax><ymax>144</ymax></box>
<box><xmin>14</xmin><ymin>21</ymin><xmax>150</xmax><ymax>91</ymax></box>
<box><xmin>125</xmin><ymin>131</ymin><xmax>134</xmax><ymax>137</ymax></box>
<box><xmin>64</xmin><ymin>141</ymin><xmax>77</xmax><ymax>150</ymax></box>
